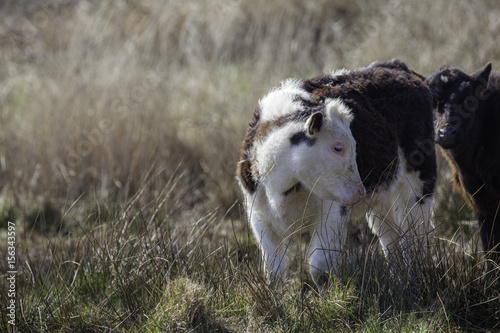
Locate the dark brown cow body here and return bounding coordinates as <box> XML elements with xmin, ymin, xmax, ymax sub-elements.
<box><xmin>302</xmin><ymin>60</ymin><xmax>437</xmax><ymax>198</ymax></box>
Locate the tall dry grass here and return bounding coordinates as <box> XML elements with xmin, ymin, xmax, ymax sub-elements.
<box><xmin>1</xmin><ymin>0</ymin><xmax>500</xmax><ymax>331</ymax></box>
<box><xmin>1</xmin><ymin>0</ymin><xmax>499</xmax><ymax>217</ymax></box>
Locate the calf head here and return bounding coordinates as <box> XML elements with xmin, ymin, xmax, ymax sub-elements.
<box><xmin>292</xmin><ymin>99</ymin><xmax>366</xmax><ymax>205</ymax></box>
<box><xmin>427</xmin><ymin>63</ymin><xmax>492</xmax><ymax>149</ymax></box>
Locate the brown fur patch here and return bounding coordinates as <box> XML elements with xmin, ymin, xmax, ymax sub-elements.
<box><xmin>237</xmin><ymin>107</ymin><xmax>262</xmax><ymax>193</ymax></box>
<box><xmin>302</xmin><ymin>62</ymin><xmax>436</xmax><ymax>194</ymax></box>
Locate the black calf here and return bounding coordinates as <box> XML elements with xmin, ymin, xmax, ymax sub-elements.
<box><xmin>427</xmin><ymin>63</ymin><xmax>500</xmax><ymax>261</ymax></box>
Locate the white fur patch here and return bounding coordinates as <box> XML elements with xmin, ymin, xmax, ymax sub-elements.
<box><xmin>329</xmin><ymin>68</ymin><xmax>349</xmax><ymax>77</ymax></box>
<box><xmin>259</xmin><ymin>79</ymin><xmax>309</xmax><ymax>122</ymax></box>
<box><xmin>440</xmin><ymin>74</ymin><xmax>449</xmax><ymax>83</ymax></box>
<box><xmin>325</xmin><ymin>98</ymin><xmax>354</xmax><ymax>128</ymax></box>
<box><xmin>350</xmin><ymin>150</ymin><xmax>432</xmax><ymax>260</ymax></box>
<box><xmin>252</xmin><ymin>121</ymin><xmax>303</xmax><ymax>182</ymax></box>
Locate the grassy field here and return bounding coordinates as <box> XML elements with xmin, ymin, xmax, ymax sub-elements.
<box><xmin>0</xmin><ymin>0</ymin><xmax>499</xmax><ymax>331</ymax></box>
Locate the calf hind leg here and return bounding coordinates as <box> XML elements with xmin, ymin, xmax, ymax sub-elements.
<box><xmin>398</xmin><ymin>195</ymin><xmax>434</xmax><ymax>260</ymax></box>
<box><xmin>365</xmin><ymin>194</ymin><xmax>434</xmax><ymax>264</ymax></box>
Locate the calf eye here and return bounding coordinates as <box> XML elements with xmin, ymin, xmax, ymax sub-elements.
<box><xmin>331</xmin><ymin>141</ymin><xmax>346</xmax><ymax>155</ymax></box>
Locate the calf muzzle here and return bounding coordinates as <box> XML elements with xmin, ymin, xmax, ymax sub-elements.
<box><xmin>436</xmin><ymin>126</ymin><xmax>458</xmax><ymax>149</ymax></box>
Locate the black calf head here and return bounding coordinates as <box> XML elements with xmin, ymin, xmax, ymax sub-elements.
<box><xmin>427</xmin><ymin>63</ymin><xmax>492</xmax><ymax>149</ymax></box>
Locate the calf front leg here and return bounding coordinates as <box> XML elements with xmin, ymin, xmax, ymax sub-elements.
<box><xmin>249</xmin><ymin>212</ymin><xmax>289</xmax><ymax>281</ymax></box>
<box><xmin>308</xmin><ymin>200</ymin><xmax>347</xmax><ymax>287</ymax></box>
<box><xmin>478</xmin><ymin>213</ymin><xmax>500</xmax><ymax>263</ymax></box>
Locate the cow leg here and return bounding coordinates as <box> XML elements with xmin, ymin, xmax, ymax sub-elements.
<box><xmin>478</xmin><ymin>214</ymin><xmax>489</xmax><ymax>251</ymax></box>
<box><xmin>398</xmin><ymin>195</ymin><xmax>434</xmax><ymax>261</ymax></box>
<box><xmin>249</xmin><ymin>211</ymin><xmax>289</xmax><ymax>281</ymax></box>
<box><xmin>478</xmin><ymin>213</ymin><xmax>500</xmax><ymax>262</ymax></box>
<box><xmin>366</xmin><ymin>210</ymin><xmax>400</xmax><ymax>259</ymax></box>
<box><xmin>365</xmin><ymin>195</ymin><xmax>433</xmax><ymax>263</ymax></box>
<box><xmin>308</xmin><ymin>200</ymin><xmax>347</xmax><ymax>288</ymax></box>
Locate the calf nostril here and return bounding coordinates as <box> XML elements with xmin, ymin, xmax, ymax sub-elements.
<box><xmin>438</xmin><ymin>127</ymin><xmax>455</xmax><ymax>138</ymax></box>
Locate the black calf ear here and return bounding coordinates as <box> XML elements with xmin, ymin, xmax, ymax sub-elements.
<box><xmin>306</xmin><ymin>112</ymin><xmax>324</xmax><ymax>137</ymax></box>
<box><xmin>426</xmin><ymin>68</ymin><xmax>447</xmax><ymax>104</ymax></box>
<box><xmin>472</xmin><ymin>63</ymin><xmax>492</xmax><ymax>92</ymax></box>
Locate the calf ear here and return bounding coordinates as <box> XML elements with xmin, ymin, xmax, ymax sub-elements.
<box><xmin>426</xmin><ymin>68</ymin><xmax>447</xmax><ymax>107</ymax></box>
<box><xmin>472</xmin><ymin>62</ymin><xmax>492</xmax><ymax>94</ymax></box>
<box><xmin>306</xmin><ymin>112</ymin><xmax>324</xmax><ymax>138</ymax></box>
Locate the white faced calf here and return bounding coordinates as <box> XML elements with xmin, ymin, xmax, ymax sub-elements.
<box><xmin>237</xmin><ymin>60</ymin><xmax>437</xmax><ymax>287</ymax></box>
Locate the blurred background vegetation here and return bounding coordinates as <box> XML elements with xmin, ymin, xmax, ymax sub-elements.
<box><xmin>1</xmin><ymin>1</ymin><xmax>500</xmax><ymax>331</ymax></box>
<box><xmin>2</xmin><ymin>0</ymin><xmax>498</xmax><ymax>227</ymax></box>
